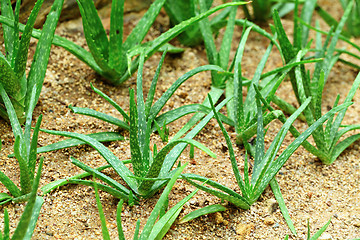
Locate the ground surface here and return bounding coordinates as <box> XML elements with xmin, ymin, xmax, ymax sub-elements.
<box><xmin>0</xmin><ymin>1</ymin><xmax>359</xmax><ymax>239</ymax></box>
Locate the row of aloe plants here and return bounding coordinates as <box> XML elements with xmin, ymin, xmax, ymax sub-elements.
<box><xmin>0</xmin><ymin>0</ymin><xmax>359</xmax><ymax>239</ymax></box>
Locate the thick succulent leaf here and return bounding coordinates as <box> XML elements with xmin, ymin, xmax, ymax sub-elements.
<box><xmin>138</xmin><ymin>139</ymin><xmax>216</xmax><ymax>195</ymax></box>
<box><xmin>0</xmin><ymin>170</ymin><xmax>21</xmax><ymax>198</ymax></box>
<box><xmin>0</xmin><ymin>0</ymin><xmax>15</xmax><ymax>59</ymax></box>
<box><xmin>179</xmin><ymin>204</ymin><xmax>227</xmax><ymax>224</ymax></box>
<box><xmin>218</xmin><ymin>1</ymin><xmax>237</xmax><ymax>72</ymax></box>
<box><xmin>69</xmin><ymin>105</ymin><xmax>129</xmax><ymax>130</ymax></box>
<box><xmin>230</xmin><ymin>27</ymin><xmax>252</xmax><ymax>125</ymax></box>
<box><xmin>119</xmin><ymin>2</ymin><xmax>248</xmax><ymax>86</ymax></box>
<box><xmin>14</xmin><ymin>136</ymin><xmax>31</xmax><ymax>194</ymax></box>
<box><xmin>251</xmin><ymin>98</ymin><xmax>265</xmax><ymax>185</ymax></box>
<box><xmin>117</xmin><ymin>200</ymin><xmax>126</xmax><ymax>240</ymax></box>
<box><xmin>182</xmin><ymin>175</ymin><xmax>250</xmax><ymax>209</ymax></box>
<box><xmin>329</xmin><ymin>134</ymin><xmax>360</xmax><ymax>165</ymax></box>
<box><xmin>0</xmin><ymin>16</ymin><xmax>102</xmax><ymax>74</ymax></box>
<box><xmin>91</xmin><ymin>84</ymin><xmax>129</xmax><ymax>122</ymax></box>
<box><xmin>13</xmin><ymin>0</ymin><xmax>45</xmax><ymax>80</ymax></box>
<box><xmin>139</xmin><ymin>163</ymin><xmax>187</xmax><ymax>240</ymax></box>
<box><xmin>25</xmin><ymin>0</ymin><xmax>65</xmax><ymax>116</ymax></box>
<box><xmin>129</xmin><ymin>88</ymin><xmax>145</xmax><ymax>179</ymax></box>
<box><xmin>108</xmin><ymin>0</ymin><xmax>124</xmax><ymax>69</ymax></box>
<box><xmin>28</xmin><ymin>115</ymin><xmax>42</xmax><ymax>180</ymax></box>
<box><xmin>149</xmin><ymin>65</ymin><xmax>225</xmax><ymax>121</ymax></box>
<box><xmin>270</xmin><ymin>178</ymin><xmax>297</xmax><ymax>236</ymax></box>
<box><xmin>198</xmin><ymin>0</ymin><xmax>219</xmax><ymax>67</ymax></box>
<box><xmin>68</xmin><ymin>179</ymin><xmax>131</xmax><ymax>201</ymax></box>
<box><xmin>76</xmin><ymin>0</ymin><xmax>117</xmax><ymax>79</ymax></box>
<box><xmin>0</xmin><ymin>83</ymin><xmax>24</xmax><ymax>148</ymax></box>
<box><xmin>244</xmin><ymin>42</ymin><xmax>274</xmax><ymax>121</ymax></box>
<box><xmin>34</xmin><ymin>132</ymin><xmax>124</xmax><ymax>154</ymax></box>
<box><xmin>145</xmin><ymin>50</ymin><xmax>167</xmax><ymax>118</ymax></box>
<box><xmin>41</xmin><ymin>165</ymin><xmax>112</xmax><ymax>195</ymax></box>
<box><xmin>12</xmin><ymin>157</ymin><xmax>44</xmax><ymax>240</ymax></box>
<box><xmin>135</xmin><ymin>53</ymin><xmax>150</xmax><ymax>167</ymax></box>
<box><xmin>329</xmin><ymin>72</ymin><xmax>360</xmax><ymax>147</ymax></box>
<box><xmin>300</xmin><ymin>0</ymin><xmax>318</xmax><ymax>47</ymax></box>
<box><xmin>149</xmin><ymin>188</ymin><xmax>199</xmax><ymax>240</ymax></box>
<box><xmin>93</xmin><ymin>179</ymin><xmax>111</xmax><ymax>240</ymax></box>
<box><xmin>77</xmin><ymin>0</ymin><xmax>110</xmax><ymax>63</ymax></box>
<box><xmin>71</xmin><ymin>157</ymin><xmax>131</xmax><ymax>196</ymax></box>
<box><xmin>123</xmin><ymin>0</ymin><xmax>167</xmax><ymax>51</ymax></box>
<box><xmin>39</xmin><ymin>128</ymin><xmax>137</xmax><ymax>192</ymax></box>
<box><xmin>0</xmin><ymin>57</ymin><xmax>19</xmax><ymax>97</ymax></box>
<box><xmin>208</xmin><ymin>95</ymin><xmax>248</xmax><ymax>198</ymax></box>
<box><xmin>309</xmin><ymin>218</ymin><xmax>331</xmax><ymax>240</ymax></box>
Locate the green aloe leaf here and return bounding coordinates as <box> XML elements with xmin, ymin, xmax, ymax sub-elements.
<box><xmin>69</xmin><ymin>105</ymin><xmax>129</xmax><ymax>130</ymax></box>
<box><xmin>270</xmin><ymin>178</ymin><xmax>297</xmax><ymax>236</ymax></box>
<box><xmin>138</xmin><ymin>139</ymin><xmax>216</xmax><ymax>195</ymax></box>
<box><xmin>182</xmin><ymin>174</ymin><xmax>250</xmax><ymax>209</ymax></box>
<box><xmin>12</xmin><ymin>157</ymin><xmax>44</xmax><ymax>240</ymax></box>
<box><xmin>34</xmin><ymin>132</ymin><xmax>124</xmax><ymax>154</ymax></box>
<box><xmin>41</xmin><ymin>164</ymin><xmax>115</xmax><ymax>195</ymax></box>
<box><xmin>179</xmin><ymin>204</ymin><xmax>227</xmax><ymax>224</ymax></box>
<box><xmin>139</xmin><ymin>163</ymin><xmax>187</xmax><ymax>239</ymax></box>
<box><xmin>39</xmin><ymin>128</ymin><xmax>137</xmax><ymax>192</ymax></box>
<box><xmin>24</xmin><ymin>0</ymin><xmax>64</xmax><ymax>116</ymax></box>
<box><xmin>71</xmin><ymin>157</ymin><xmax>131</xmax><ymax>197</ymax></box>
<box><xmin>93</xmin><ymin>177</ymin><xmax>111</xmax><ymax>240</ymax></box>
<box><xmin>149</xmin><ymin>65</ymin><xmax>225</xmax><ymax>121</ymax></box>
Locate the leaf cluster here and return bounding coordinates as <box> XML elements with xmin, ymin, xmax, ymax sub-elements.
<box><xmin>273</xmin><ymin>0</ymin><xmax>360</xmax><ymax>164</ymax></box>
<box><xmin>0</xmin><ymin>0</ymin><xmax>63</xmax><ymax>122</ymax></box>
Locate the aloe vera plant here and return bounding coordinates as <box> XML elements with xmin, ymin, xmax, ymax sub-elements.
<box><xmin>0</xmin><ymin>82</ymin><xmax>46</xmax><ymax>205</ymax></box>
<box><xmin>182</xmin><ymin>93</ymin><xmax>350</xmax><ymax>235</ymax></box>
<box><xmin>0</xmin><ymin>0</ymin><xmax>64</xmax><ymax>123</ymax></box>
<box><xmin>273</xmin><ymin>0</ymin><xmax>360</xmax><ymax>164</ymax></box>
<box><xmin>0</xmin><ymin>1</ymin><xmax>246</xmax><ymax>85</ymax></box>
<box><xmin>94</xmin><ymin>163</ymin><xmax>205</xmax><ymax>240</ymax></box>
<box><xmin>0</xmin><ymin>156</ymin><xmax>44</xmax><ymax>240</ymax></box>
<box><xmin>38</xmin><ymin>52</ymin><xmax>218</xmax><ymax>200</ymax></box>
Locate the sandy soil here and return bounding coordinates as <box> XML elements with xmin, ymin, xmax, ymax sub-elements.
<box><xmin>0</xmin><ymin>1</ymin><xmax>359</xmax><ymax>239</ymax></box>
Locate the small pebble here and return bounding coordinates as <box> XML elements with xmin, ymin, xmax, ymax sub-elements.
<box><xmin>214</xmin><ymin>212</ymin><xmax>228</xmax><ymax>225</ymax></box>
<box><xmin>319</xmin><ymin>233</ymin><xmax>332</xmax><ymax>240</ymax></box>
<box><xmin>264</xmin><ymin>199</ymin><xmax>278</xmax><ymax>214</ymax></box>
<box><xmin>236</xmin><ymin>223</ymin><xmax>254</xmax><ymax>240</ymax></box>
<box><xmin>264</xmin><ymin>217</ymin><xmax>275</xmax><ymax>226</ymax></box>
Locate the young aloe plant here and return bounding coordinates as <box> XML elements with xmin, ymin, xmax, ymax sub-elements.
<box><xmin>178</xmin><ymin>0</ymin><xmax>321</xmax><ymax>147</ymax></box>
<box><xmin>0</xmin><ymin>82</ymin><xmax>46</xmax><ymax>205</ymax></box>
<box><xmin>182</xmin><ymin>93</ymin><xmax>350</xmax><ymax>235</ymax></box>
<box><xmin>38</xmin><ymin>53</ymin><xmax>218</xmax><ymax>200</ymax></box>
<box><xmin>0</xmin><ymin>156</ymin><xmax>44</xmax><ymax>240</ymax></box>
<box><xmin>273</xmin><ymin>0</ymin><xmax>360</xmax><ymax>165</ymax></box>
<box><xmin>0</xmin><ymin>1</ymin><xmax>246</xmax><ymax>85</ymax></box>
<box><xmin>94</xmin><ymin>163</ymin><xmax>208</xmax><ymax>240</ymax></box>
<box><xmin>0</xmin><ymin>0</ymin><xmax>64</xmax><ymax>123</ymax></box>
